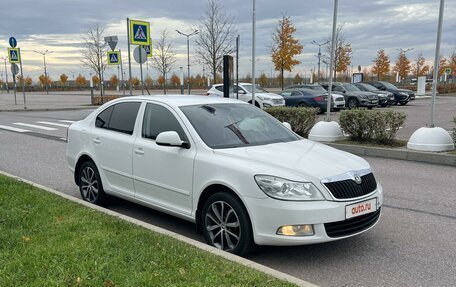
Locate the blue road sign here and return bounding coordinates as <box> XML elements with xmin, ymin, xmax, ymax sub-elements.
<box><xmin>9</xmin><ymin>37</ymin><xmax>17</xmax><ymax>48</ymax></box>
<box><xmin>129</xmin><ymin>19</ymin><xmax>150</xmax><ymax>45</ymax></box>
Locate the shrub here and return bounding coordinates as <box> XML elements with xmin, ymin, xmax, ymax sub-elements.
<box><xmin>437</xmin><ymin>84</ymin><xmax>456</xmax><ymax>94</ymax></box>
<box><xmin>265</xmin><ymin>106</ymin><xmax>318</xmax><ymax>137</ymax></box>
<box><xmin>453</xmin><ymin>117</ymin><xmax>456</xmax><ymax>144</ymax></box>
<box><xmin>339</xmin><ymin>109</ymin><xmax>407</xmax><ymax>144</ymax></box>
<box><xmin>92</xmin><ymin>95</ymin><xmax>119</xmax><ymax>105</ymax></box>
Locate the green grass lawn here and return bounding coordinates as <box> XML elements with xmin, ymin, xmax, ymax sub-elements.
<box><xmin>0</xmin><ymin>175</ymin><xmax>295</xmax><ymax>287</ymax></box>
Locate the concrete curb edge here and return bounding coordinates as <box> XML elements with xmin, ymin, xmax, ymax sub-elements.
<box><xmin>0</xmin><ymin>170</ymin><xmax>318</xmax><ymax>287</ymax></box>
<box><xmin>327</xmin><ymin>143</ymin><xmax>456</xmax><ymax>167</ymax></box>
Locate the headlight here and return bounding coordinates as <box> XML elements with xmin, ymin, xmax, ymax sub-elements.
<box><xmin>254</xmin><ymin>175</ymin><xmax>324</xmax><ymax>201</ymax></box>
<box><xmin>360</xmin><ymin>95</ymin><xmax>367</xmax><ymax>99</ymax></box>
<box><xmin>379</xmin><ymin>93</ymin><xmax>387</xmax><ymax>97</ymax></box>
<box><xmin>400</xmin><ymin>92</ymin><xmax>408</xmax><ymax>96</ymax></box>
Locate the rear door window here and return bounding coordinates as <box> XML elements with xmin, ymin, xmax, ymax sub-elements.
<box><xmin>95</xmin><ymin>102</ymin><xmax>141</xmax><ymax>135</ymax></box>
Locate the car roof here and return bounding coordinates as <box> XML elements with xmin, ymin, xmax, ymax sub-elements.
<box><xmin>212</xmin><ymin>82</ymin><xmax>254</xmax><ymax>87</ymax></box>
<box><xmin>107</xmin><ymin>95</ymin><xmax>245</xmax><ymax>107</ymax></box>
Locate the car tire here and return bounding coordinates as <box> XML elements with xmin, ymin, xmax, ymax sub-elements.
<box><xmin>400</xmin><ymin>101</ymin><xmax>408</xmax><ymax>106</ymax></box>
<box><xmin>201</xmin><ymin>192</ymin><xmax>254</xmax><ymax>256</ymax></box>
<box><xmin>297</xmin><ymin>102</ymin><xmax>308</xmax><ymax>107</ymax></box>
<box><xmin>78</xmin><ymin>161</ymin><xmax>107</xmax><ymax>205</ymax></box>
<box><xmin>347</xmin><ymin>98</ymin><xmax>359</xmax><ymax>109</ymax></box>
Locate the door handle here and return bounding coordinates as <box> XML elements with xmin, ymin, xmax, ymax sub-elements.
<box><xmin>134</xmin><ymin>148</ymin><xmax>145</xmax><ymax>155</ymax></box>
<box><xmin>93</xmin><ymin>138</ymin><xmax>101</xmax><ymax>144</ymax></box>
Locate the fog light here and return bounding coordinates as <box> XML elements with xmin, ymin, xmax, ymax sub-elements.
<box><xmin>277</xmin><ymin>224</ymin><xmax>314</xmax><ymax>236</ymax></box>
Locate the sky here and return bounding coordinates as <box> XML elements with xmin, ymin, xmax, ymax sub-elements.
<box><xmin>0</xmin><ymin>0</ymin><xmax>455</xmax><ymax>83</ymax></box>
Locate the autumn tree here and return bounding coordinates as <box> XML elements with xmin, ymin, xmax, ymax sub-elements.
<box><xmin>258</xmin><ymin>73</ymin><xmax>268</xmax><ymax>87</ymax></box>
<box><xmin>109</xmin><ymin>74</ymin><xmax>119</xmax><ymax>88</ymax></box>
<box><xmin>195</xmin><ymin>0</ymin><xmax>236</xmax><ymax>84</ymax></box>
<box><xmin>145</xmin><ymin>75</ymin><xmax>153</xmax><ymax>88</ymax></box>
<box><xmin>38</xmin><ymin>74</ymin><xmax>52</xmax><ymax>88</ymax></box>
<box><xmin>25</xmin><ymin>76</ymin><xmax>33</xmax><ymax>90</ymax></box>
<box><xmin>325</xmin><ymin>25</ymin><xmax>352</xmax><ymax>79</ymax></box>
<box><xmin>157</xmin><ymin>75</ymin><xmax>165</xmax><ymax>87</ymax></box>
<box><xmin>412</xmin><ymin>52</ymin><xmax>430</xmax><ymax>78</ymax></box>
<box><xmin>393</xmin><ymin>51</ymin><xmax>411</xmax><ymax>82</ymax></box>
<box><xmin>92</xmin><ymin>75</ymin><xmax>100</xmax><ymax>88</ymax></box>
<box><xmin>151</xmin><ymin>29</ymin><xmax>176</xmax><ymax>94</ymax></box>
<box><xmin>271</xmin><ymin>15</ymin><xmax>303</xmax><ymax>90</ymax></box>
<box><xmin>75</xmin><ymin>74</ymin><xmax>88</xmax><ymax>87</ymax></box>
<box><xmin>293</xmin><ymin>73</ymin><xmax>303</xmax><ymax>85</ymax></box>
<box><xmin>171</xmin><ymin>74</ymin><xmax>180</xmax><ymax>87</ymax></box>
<box><xmin>131</xmin><ymin>77</ymin><xmax>140</xmax><ymax>87</ymax></box>
<box><xmin>372</xmin><ymin>49</ymin><xmax>390</xmax><ymax>81</ymax></box>
<box><xmin>450</xmin><ymin>50</ymin><xmax>456</xmax><ymax>77</ymax></box>
<box><xmin>81</xmin><ymin>24</ymin><xmax>107</xmax><ymax>96</ymax></box>
<box><xmin>243</xmin><ymin>73</ymin><xmax>252</xmax><ymax>83</ymax></box>
<box><xmin>60</xmin><ymin>73</ymin><xmax>68</xmax><ymax>85</ymax></box>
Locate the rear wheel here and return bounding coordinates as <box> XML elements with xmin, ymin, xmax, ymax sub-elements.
<box><xmin>201</xmin><ymin>192</ymin><xmax>254</xmax><ymax>256</ymax></box>
<box><xmin>78</xmin><ymin>161</ymin><xmax>107</xmax><ymax>205</ymax></box>
<box><xmin>297</xmin><ymin>102</ymin><xmax>308</xmax><ymax>107</ymax></box>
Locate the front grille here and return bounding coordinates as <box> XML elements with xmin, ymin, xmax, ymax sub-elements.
<box><xmin>335</xmin><ymin>98</ymin><xmax>344</xmax><ymax>102</ymax></box>
<box><xmin>324</xmin><ymin>173</ymin><xmax>377</xmax><ymax>199</ymax></box>
<box><xmin>325</xmin><ymin>208</ymin><xmax>381</xmax><ymax>238</ymax></box>
<box><xmin>272</xmin><ymin>98</ymin><xmax>284</xmax><ymax>104</ymax></box>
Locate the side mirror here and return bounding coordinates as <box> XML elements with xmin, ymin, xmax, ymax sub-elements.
<box><xmin>238</xmin><ymin>90</ymin><xmax>246</xmax><ymax>95</ymax></box>
<box><xmin>156</xmin><ymin>131</ymin><xmax>189</xmax><ymax>148</ymax></box>
<box><xmin>282</xmin><ymin>122</ymin><xmax>292</xmax><ymax>130</ymax></box>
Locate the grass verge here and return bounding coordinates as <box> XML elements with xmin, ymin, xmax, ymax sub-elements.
<box><xmin>335</xmin><ymin>139</ymin><xmax>408</xmax><ymax>148</ymax></box>
<box><xmin>0</xmin><ymin>175</ymin><xmax>295</xmax><ymax>287</ymax></box>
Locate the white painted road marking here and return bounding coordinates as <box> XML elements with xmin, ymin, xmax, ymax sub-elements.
<box><xmin>13</xmin><ymin>123</ymin><xmax>58</xmax><ymax>131</ymax></box>
<box><xmin>36</xmin><ymin>121</ymin><xmax>70</xmax><ymax>128</ymax></box>
<box><xmin>0</xmin><ymin>124</ymin><xmax>30</xmax><ymax>133</ymax></box>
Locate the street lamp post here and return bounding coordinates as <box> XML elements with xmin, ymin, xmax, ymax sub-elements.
<box><xmin>176</xmin><ymin>29</ymin><xmax>199</xmax><ymax>95</ymax></box>
<box><xmin>1</xmin><ymin>57</ymin><xmax>9</xmax><ymax>93</ymax></box>
<box><xmin>33</xmin><ymin>50</ymin><xmax>53</xmax><ymax>94</ymax></box>
<box><xmin>311</xmin><ymin>40</ymin><xmax>330</xmax><ymax>83</ymax></box>
<box><xmin>396</xmin><ymin>47</ymin><xmax>414</xmax><ymax>82</ymax></box>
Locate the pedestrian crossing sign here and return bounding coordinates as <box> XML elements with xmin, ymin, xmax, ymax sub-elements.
<box><xmin>143</xmin><ymin>40</ymin><xmax>153</xmax><ymax>58</ymax></box>
<box><xmin>8</xmin><ymin>48</ymin><xmax>20</xmax><ymax>64</ymax></box>
<box><xmin>129</xmin><ymin>19</ymin><xmax>150</xmax><ymax>46</ymax></box>
<box><xmin>107</xmin><ymin>51</ymin><xmax>121</xmax><ymax>65</ymax></box>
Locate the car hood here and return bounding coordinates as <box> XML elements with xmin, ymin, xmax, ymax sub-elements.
<box><xmin>345</xmin><ymin>91</ymin><xmax>376</xmax><ymax>96</ymax></box>
<box><xmin>396</xmin><ymin>88</ymin><xmax>414</xmax><ymax>94</ymax></box>
<box><xmin>253</xmin><ymin>92</ymin><xmax>283</xmax><ymax>99</ymax></box>
<box><xmin>213</xmin><ymin>140</ymin><xmax>370</xmax><ymax>182</ymax></box>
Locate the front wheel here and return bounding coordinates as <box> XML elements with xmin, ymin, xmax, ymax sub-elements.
<box><xmin>400</xmin><ymin>101</ymin><xmax>408</xmax><ymax>106</ymax></box>
<box><xmin>78</xmin><ymin>161</ymin><xmax>107</xmax><ymax>205</ymax></box>
<box><xmin>347</xmin><ymin>98</ymin><xmax>359</xmax><ymax>109</ymax></box>
<box><xmin>201</xmin><ymin>193</ymin><xmax>254</xmax><ymax>256</ymax></box>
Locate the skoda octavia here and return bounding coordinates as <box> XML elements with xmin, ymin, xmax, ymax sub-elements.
<box><xmin>66</xmin><ymin>96</ymin><xmax>383</xmax><ymax>256</ymax></box>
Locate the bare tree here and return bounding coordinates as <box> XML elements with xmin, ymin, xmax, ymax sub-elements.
<box><xmin>325</xmin><ymin>25</ymin><xmax>352</xmax><ymax>80</ymax></box>
<box><xmin>195</xmin><ymin>0</ymin><xmax>237</xmax><ymax>84</ymax></box>
<box><xmin>151</xmin><ymin>29</ymin><xmax>177</xmax><ymax>94</ymax></box>
<box><xmin>81</xmin><ymin>24</ymin><xmax>107</xmax><ymax>96</ymax></box>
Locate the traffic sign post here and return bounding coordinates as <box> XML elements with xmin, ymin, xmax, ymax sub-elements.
<box><xmin>11</xmin><ymin>64</ymin><xmax>18</xmax><ymax>105</ymax></box>
<box><xmin>143</xmin><ymin>39</ymin><xmax>153</xmax><ymax>58</ymax></box>
<box><xmin>18</xmin><ymin>48</ymin><xmax>26</xmax><ymax>109</ymax></box>
<box><xmin>129</xmin><ymin>20</ymin><xmax>150</xmax><ymax>46</ymax></box>
<box><xmin>9</xmin><ymin>37</ymin><xmax>17</xmax><ymax>48</ymax></box>
<box><xmin>134</xmin><ymin>46</ymin><xmax>147</xmax><ymax>95</ymax></box>
<box><xmin>107</xmin><ymin>51</ymin><xmax>121</xmax><ymax>65</ymax></box>
<box><xmin>8</xmin><ymin>48</ymin><xmax>21</xmax><ymax>64</ymax></box>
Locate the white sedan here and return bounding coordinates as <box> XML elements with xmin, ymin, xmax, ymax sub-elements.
<box><xmin>66</xmin><ymin>95</ymin><xmax>383</xmax><ymax>256</ymax></box>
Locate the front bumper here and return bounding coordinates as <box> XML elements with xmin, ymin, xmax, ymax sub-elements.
<box><xmin>262</xmin><ymin>99</ymin><xmax>285</xmax><ymax>108</ymax></box>
<box><xmin>243</xmin><ymin>185</ymin><xmax>383</xmax><ymax>246</ymax></box>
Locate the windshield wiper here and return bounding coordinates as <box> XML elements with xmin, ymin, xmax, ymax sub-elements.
<box><xmin>225</xmin><ymin>123</ymin><xmax>249</xmax><ymax>144</ymax></box>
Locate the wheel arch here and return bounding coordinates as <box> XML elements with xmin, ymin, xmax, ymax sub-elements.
<box><xmin>195</xmin><ymin>184</ymin><xmax>253</xmax><ymax>234</ymax></box>
<box><xmin>74</xmin><ymin>154</ymin><xmax>95</xmax><ymax>186</ymax></box>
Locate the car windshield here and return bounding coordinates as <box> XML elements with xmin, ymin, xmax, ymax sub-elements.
<box><xmin>357</xmin><ymin>83</ymin><xmax>376</xmax><ymax>91</ymax></box>
<box><xmin>180</xmin><ymin>103</ymin><xmax>300</xmax><ymax>149</ymax></box>
<box><xmin>381</xmin><ymin>82</ymin><xmax>399</xmax><ymax>90</ymax></box>
<box><xmin>342</xmin><ymin>84</ymin><xmax>361</xmax><ymax>91</ymax></box>
<box><xmin>241</xmin><ymin>84</ymin><xmax>268</xmax><ymax>93</ymax></box>
<box><xmin>303</xmin><ymin>85</ymin><xmax>326</xmax><ymax>91</ymax></box>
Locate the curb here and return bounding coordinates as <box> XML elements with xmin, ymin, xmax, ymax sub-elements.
<box><xmin>0</xmin><ymin>106</ymin><xmax>97</xmax><ymax>112</ymax></box>
<box><xmin>327</xmin><ymin>143</ymin><xmax>456</xmax><ymax>167</ymax></box>
<box><xmin>0</xmin><ymin>170</ymin><xmax>318</xmax><ymax>287</ymax></box>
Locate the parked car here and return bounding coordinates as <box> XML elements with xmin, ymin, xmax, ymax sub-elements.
<box><xmin>207</xmin><ymin>83</ymin><xmax>285</xmax><ymax>109</ymax></box>
<box><xmin>280</xmin><ymin>88</ymin><xmax>345</xmax><ymax>112</ymax></box>
<box><xmin>285</xmin><ymin>84</ymin><xmax>346</xmax><ymax>110</ymax></box>
<box><xmin>353</xmin><ymin>82</ymin><xmax>395</xmax><ymax>107</ymax></box>
<box><xmin>362</xmin><ymin>81</ymin><xmax>415</xmax><ymax>105</ymax></box>
<box><xmin>67</xmin><ymin>96</ymin><xmax>383</xmax><ymax>256</ymax></box>
<box><xmin>321</xmin><ymin>82</ymin><xmax>379</xmax><ymax>109</ymax></box>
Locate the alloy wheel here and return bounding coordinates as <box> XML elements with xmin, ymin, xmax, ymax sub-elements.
<box><xmin>80</xmin><ymin>166</ymin><xmax>99</xmax><ymax>202</ymax></box>
<box><xmin>205</xmin><ymin>201</ymin><xmax>241</xmax><ymax>251</ymax></box>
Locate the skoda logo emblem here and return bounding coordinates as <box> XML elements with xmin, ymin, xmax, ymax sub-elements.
<box><xmin>353</xmin><ymin>173</ymin><xmax>362</xmax><ymax>184</ymax></box>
